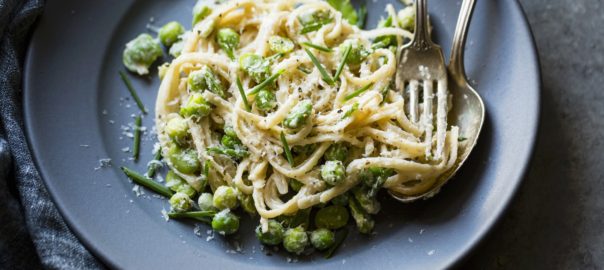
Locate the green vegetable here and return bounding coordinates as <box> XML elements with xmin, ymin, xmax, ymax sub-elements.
<box><xmin>168</xmin><ymin>210</ymin><xmax>215</xmax><ymax>224</ymax></box>
<box><xmin>187</xmin><ymin>66</ymin><xmax>226</xmax><ymax>98</ymax></box>
<box><xmin>211</xmin><ymin>209</ymin><xmax>240</xmax><ymax>235</ymax></box>
<box><xmin>344</xmin><ymin>83</ymin><xmax>374</xmax><ymax>101</ymax></box>
<box><xmin>352</xmin><ymin>186</ymin><xmax>380</xmax><ymax>214</ymax></box>
<box><xmin>165</xmin><ymin>170</ymin><xmax>196</xmax><ymax>198</ymax></box>
<box><xmin>255</xmin><ymin>89</ymin><xmax>277</xmax><ymax>111</ymax></box>
<box><xmin>292</xmin><ymin>144</ymin><xmax>317</xmax><ymax>156</ymax></box>
<box><xmin>122</xmin><ymin>33</ymin><xmax>163</xmax><ymax>76</ymax></box>
<box><xmin>239</xmin><ymin>53</ymin><xmax>270</xmax><ymax>84</ymax></box>
<box><xmin>212</xmin><ymin>186</ymin><xmax>239</xmax><ymax>210</ymax></box>
<box><xmin>268</xmin><ymin>35</ymin><xmax>295</xmax><ymax>54</ymax></box>
<box><xmin>236</xmin><ymin>76</ymin><xmax>251</xmax><ymax>111</ymax></box>
<box><xmin>283</xmin><ymin>100</ymin><xmax>313</xmax><ymax>129</ymax></box>
<box><xmin>165</xmin><ymin>116</ymin><xmax>189</xmax><ymax>145</ymax></box>
<box><xmin>360</xmin><ymin>167</ymin><xmax>395</xmax><ymax>197</ymax></box>
<box><xmin>372</xmin><ymin>16</ymin><xmax>397</xmax><ymax>50</ymax></box>
<box><xmin>169</xmin><ymin>192</ymin><xmax>194</xmax><ymax>212</ymax></box>
<box><xmin>324</xmin><ymin>143</ymin><xmax>349</xmax><ymax>162</ymax></box>
<box><xmin>207</xmin><ymin>146</ymin><xmax>249</xmax><ymax>160</ymax></box>
<box><xmin>357</xmin><ymin>4</ymin><xmax>367</xmax><ymax>28</ymax></box>
<box><xmin>180</xmin><ymin>93</ymin><xmax>212</xmax><ymax>118</ymax></box>
<box><xmin>399</xmin><ymin>6</ymin><xmax>415</xmax><ymax>32</ymax></box>
<box><xmin>301</xmin><ymin>42</ymin><xmax>332</xmax><ymax>53</ymax></box>
<box><xmin>289</xmin><ymin>178</ymin><xmax>303</xmax><ymax>192</ymax></box>
<box><xmin>198</xmin><ymin>193</ymin><xmax>217</xmax><ymax>211</ymax></box>
<box><xmin>158</xmin><ymin>21</ymin><xmax>185</xmax><ymax>47</ymax></box>
<box><xmin>341</xmin><ymin>102</ymin><xmax>359</xmax><ymax>119</ymax></box>
<box><xmin>220</xmin><ymin>134</ymin><xmax>242</xmax><ymax>150</ymax></box>
<box><xmin>255</xmin><ymin>220</ymin><xmax>285</xmax><ymax>245</ymax></box>
<box><xmin>132</xmin><ymin>115</ymin><xmax>142</xmax><ymax>161</ymax></box>
<box><xmin>326</xmin><ymin>0</ymin><xmax>358</xmax><ymax>25</ymax></box>
<box><xmin>121</xmin><ymin>166</ymin><xmax>174</xmax><ymax>198</ymax></box>
<box><xmin>349</xmin><ymin>196</ymin><xmax>374</xmax><ymax>234</ymax></box>
<box><xmin>216</xmin><ymin>28</ymin><xmax>239</xmax><ymax>60</ymax></box>
<box><xmin>168</xmin><ymin>145</ymin><xmax>201</xmax><ymax>175</ymax></box>
<box><xmin>192</xmin><ymin>1</ymin><xmax>212</xmax><ymax>26</ymax></box>
<box><xmin>280</xmin><ymin>131</ymin><xmax>294</xmax><ymax>166</ymax></box>
<box><xmin>169</xmin><ymin>39</ymin><xmax>185</xmax><ymax>57</ymax></box>
<box><xmin>119</xmin><ymin>71</ymin><xmax>147</xmax><ymax>114</ymax></box>
<box><xmin>321</xmin><ymin>160</ymin><xmax>346</xmax><ymax>186</ymax></box>
<box><xmin>323</xmin><ymin>228</ymin><xmax>348</xmax><ymax>258</ymax></box>
<box><xmin>146</xmin><ymin>146</ymin><xmax>162</xmax><ymax>177</ymax></box>
<box><xmin>279</xmin><ymin>208</ymin><xmax>311</xmax><ymax>229</ymax></box>
<box><xmin>310</xmin><ymin>228</ymin><xmax>335</xmax><ymax>250</ymax></box>
<box><xmin>315</xmin><ymin>205</ymin><xmax>349</xmax><ymax>229</ymax></box>
<box><xmin>333</xmin><ymin>44</ymin><xmax>351</xmax><ymax>80</ymax></box>
<box><xmin>331</xmin><ymin>193</ymin><xmax>349</xmax><ymax>206</ymax></box>
<box><xmin>339</xmin><ymin>39</ymin><xmax>369</xmax><ymax>66</ymax></box>
<box><xmin>224</xmin><ymin>125</ymin><xmax>237</xmax><ymax>138</ymax></box>
<box><xmin>283</xmin><ymin>227</ymin><xmax>309</xmax><ymax>254</ymax></box>
<box><xmin>298</xmin><ymin>10</ymin><xmax>332</xmax><ymax>34</ymax></box>
<box><xmin>247</xmin><ymin>69</ymin><xmax>285</xmax><ymax>96</ymax></box>
<box><xmin>304</xmin><ymin>48</ymin><xmax>334</xmax><ymax>85</ymax></box>
<box><xmin>239</xmin><ymin>193</ymin><xmax>257</xmax><ymax>215</ymax></box>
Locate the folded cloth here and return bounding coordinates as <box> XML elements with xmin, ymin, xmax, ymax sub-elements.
<box><xmin>0</xmin><ymin>0</ymin><xmax>103</xmax><ymax>269</ymax></box>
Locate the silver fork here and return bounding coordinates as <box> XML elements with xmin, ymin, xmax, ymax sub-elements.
<box><xmin>394</xmin><ymin>0</ymin><xmax>448</xmax><ymax>161</ymax></box>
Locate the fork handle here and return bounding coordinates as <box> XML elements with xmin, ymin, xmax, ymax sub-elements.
<box><xmin>411</xmin><ymin>0</ymin><xmax>433</xmax><ymax>50</ymax></box>
<box><xmin>448</xmin><ymin>0</ymin><xmax>477</xmax><ymax>83</ymax></box>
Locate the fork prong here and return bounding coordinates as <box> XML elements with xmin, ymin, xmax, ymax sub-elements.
<box><xmin>421</xmin><ymin>80</ymin><xmax>434</xmax><ymax>157</ymax></box>
<box><xmin>434</xmin><ymin>79</ymin><xmax>448</xmax><ymax>159</ymax></box>
<box><xmin>408</xmin><ymin>80</ymin><xmax>419</xmax><ymax>123</ymax></box>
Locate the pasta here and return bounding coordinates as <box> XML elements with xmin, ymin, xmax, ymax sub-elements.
<box><xmin>155</xmin><ymin>0</ymin><xmax>459</xmax><ymax>231</ymax></box>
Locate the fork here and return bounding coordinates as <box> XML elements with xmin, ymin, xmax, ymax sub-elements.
<box><xmin>395</xmin><ymin>0</ymin><xmax>448</xmax><ymax>160</ymax></box>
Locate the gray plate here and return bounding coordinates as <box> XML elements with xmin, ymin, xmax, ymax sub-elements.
<box><xmin>23</xmin><ymin>0</ymin><xmax>540</xmax><ymax>269</ymax></box>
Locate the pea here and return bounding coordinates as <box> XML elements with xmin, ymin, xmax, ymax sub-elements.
<box><xmin>283</xmin><ymin>227</ymin><xmax>309</xmax><ymax>254</ymax></box>
<box><xmin>212</xmin><ymin>186</ymin><xmax>239</xmax><ymax>210</ymax></box>
<box><xmin>314</xmin><ymin>205</ymin><xmax>349</xmax><ymax>229</ymax></box>
<box><xmin>158</xmin><ymin>21</ymin><xmax>185</xmax><ymax>47</ymax></box>
<box><xmin>268</xmin><ymin>35</ymin><xmax>295</xmax><ymax>54</ymax></box>
<box><xmin>168</xmin><ymin>145</ymin><xmax>201</xmax><ymax>175</ymax></box>
<box><xmin>211</xmin><ymin>209</ymin><xmax>240</xmax><ymax>235</ymax></box>
<box><xmin>310</xmin><ymin>228</ymin><xmax>335</xmax><ymax>250</ymax></box>
<box><xmin>122</xmin><ymin>33</ymin><xmax>163</xmax><ymax>75</ymax></box>
<box><xmin>255</xmin><ymin>220</ymin><xmax>285</xmax><ymax>245</ymax></box>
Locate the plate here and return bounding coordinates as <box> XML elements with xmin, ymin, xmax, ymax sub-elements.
<box><xmin>23</xmin><ymin>0</ymin><xmax>540</xmax><ymax>269</ymax></box>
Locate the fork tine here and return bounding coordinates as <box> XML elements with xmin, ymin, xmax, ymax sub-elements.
<box><xmin>434</xmin><ymin>79</ymin><xmax>448</xmax><ymax>159</ymax></box>
<box><xmin>421</xmin><ymin>80</ymin><xmax>434</xmax><ymax>157</ymax></box>
<box><xmin>408</xmin><ymin>80</ymin><xmax>419</xmax><ymax>123</ymax></box>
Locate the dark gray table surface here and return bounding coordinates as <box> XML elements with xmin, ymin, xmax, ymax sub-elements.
<box><xmin>461</xmin><ymin>0</ymin><xmax>604</xmax><ymax>269</ymax></box>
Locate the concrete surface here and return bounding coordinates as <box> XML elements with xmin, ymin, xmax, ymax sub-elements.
<box><xmin>460</xmin><ymin>0</ymin><xmax>604</xmax><ymax>269</ymax></box>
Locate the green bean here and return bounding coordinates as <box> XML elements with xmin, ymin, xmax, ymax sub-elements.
<box><xmin>344</xmin><ymin>83</ymin><xmax>373</xmax><ymax>101</ymax></box>
<box><xmin>301</xmin><ymin>42</ymin><xmax>332</xmax><ymax>53</ymax></box>
<box><xmin>236</xmin><ymin>76</ymin><xmax>251</xmax><ymax>111</ymax></box>
<box><xmin>247</xmin><ymin>69</ymin><xmax>285</xmax><ymax>96</ymax></box>
<box><xmin>119</xmin><ymin>71</ymin><xmax>147</xmax><ymax>114</ymax></box>
<box><xmin>304</xmin><ymin>48</ymin><xmax>334</xmax><ymax>85</ymax></box>
<box><xmin>280</xmin><ymin>131</ymin><xmax>294</xmax><ymax>166</ymax></box>
<box><xmin>334</xmin><ymin>44</ymin><xmax>351</xmax><ymax>80</ymax></box>
<box><xmin>169</xmin><ymin>210</ymin><xmax>216</xmax><ymax>224</ymax></box>
<box><xmin>121</xmin><ymin>166</ymin><xmax>174</xmax><ymax>198</ymax></box>
<box><xmin>132</xmin><ymin>115</ymin><xmax>142</xmax><ymax>161</ymax></box>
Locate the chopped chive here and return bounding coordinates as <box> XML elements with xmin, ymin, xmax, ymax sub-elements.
<box><xmin>121</xmin><ymin>166</ymin><xmax>174</xmax><ymax>198</ymax></box>
<box><xmin>344</xmin><ymin>83</ymin><xmax>374</xmax><ymax>101</ymax></box>
<box><xmin>119</xmin><ymin>71</ymin><xmax>147</xmax><ymax>114</ymax></box>
<box><xmin>168</xmin><ymin>210</ymin><xmax>216</xmax><ymax>224</ymax></box>
<box><xmin>133</xmin><ymin>115</ymin><xmax>142</xmax><ymax>161</ymax></box>
<box><xmin>267</xmin><ymin>53</ymin><xmax>284</xmax><ymax>62</ymax></box>
<box><xmin>301</xmin><ymin>42</ymin><xmax>332</xmax><ymax>53</ymax></box>
<box><xmin>324</xmin><ymin>228</ymin><xmax>349</xmax><ymax>259</ymax></box>
<box><xmin>341</xmin><ymin>102</ymin><xmax>359</xmax><ymax>120</ymax></box>
<box><xmin>200</xmin><ymin>159</ymin><xmax>211</xmax><ymax>191</ymax></box>
<box><xmin>146</xmin><ymin>146</ymin><xmax>162</xmax><ymax>177</ymax></box>
<box><xmin>334</xmin><ymin>44</ymin><xmax>352</xmax><ymax>80</ymax></box>
<box><xmin>458</xmin><ymin>136</ymin><xmax>468</xmax><ymax>142</ymax></box>
<box><xmin>297</xmin><ymin>66</ymin><xmax>312</xmax><ymax>74</ymax></box>
<box><xmin>356</xmin><ymin>5</ymin><xmax>367</xmax><ymax>28</ymax></box>
<box><xmin>280</xmin><ymin>131</ymin><xmax>294</xmax><ymax>166</ymax></box>
<box><xmin>247</xmin><ymin>69</ymin><xmax>285</xmax><ymax>96</ymax></box>
<box><xmin>236</xmin><ymin>76</ymin><xmax>251</xmax><ymax>111</ymax></box>
<box><xmin>304</xmin><ymin>48</ymin><xmax>334</xmax><ymax>85</ymax></box>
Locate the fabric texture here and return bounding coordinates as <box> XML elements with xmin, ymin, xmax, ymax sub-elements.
<box><xmin>0</xmin><ymin>0</ymin><xmax>103</xmax><ymax>269</ymax></box>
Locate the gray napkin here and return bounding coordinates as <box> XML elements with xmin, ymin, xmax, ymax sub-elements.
<box><xmin>0</xmin><ymin>0</ymin><xmax>102</xmax><ymax>268</ymax></box>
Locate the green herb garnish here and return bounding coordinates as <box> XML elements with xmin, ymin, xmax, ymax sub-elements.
<box><xmin>344</xmin><ymin>83</ymin><xmax>374</xmax><ymax>101</ymax></box>
<box><xmin>133</xmin><ymin>115</ymin><xmax>142</xmax><ymax>161</ymax></box>
<box><xmin>121</xmin><ymin>166</ymin><xmax>174</xmax><ymax>198</ymax></box>
<box><xmin>119</xmin><ymin>71</ymin><xmax>147</xmax><ymax>114</ymax></box>
<box><xmin>302</xmin><ymin>42</ymin><xmax>333</xmax><ymax>53</ymax></box>
<box><xmin>236</xmin><ymin>76</ymin><xmax>251</xmax><ymax>111</ymax></box>
<box><xmin>304</xmin><ymin>48</ymin><xmax>334</xmax><ymax>85</ymax></box>
<box><xmin>334</xmin><ymin>44</ymin><xmax>352</xmax><ymax>80</ymax></box>
<box><xmin>280</xmin><ymin>131</ymin><xmax>294</xmax><ymax>166</ymax></box>
<box><xmin>247</xmin><ymin>69</ymin><xmax>285</xmax><ymax>96</ymax></box>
